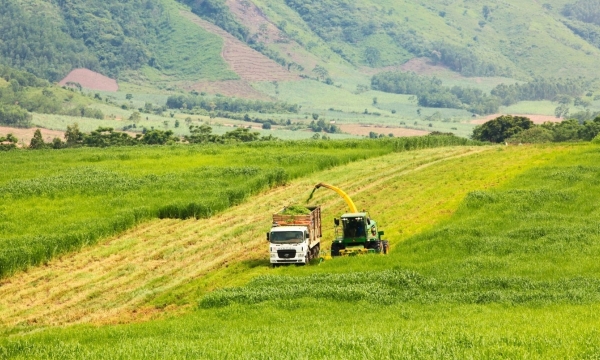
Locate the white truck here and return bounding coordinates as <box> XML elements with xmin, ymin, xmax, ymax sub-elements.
<box><xmin>267</xmin><ymin>206</ymin><xmax>321</xmax><ymax>266</ymax></box>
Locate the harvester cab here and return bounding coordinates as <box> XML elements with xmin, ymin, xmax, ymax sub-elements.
<box><xmin>311</xmin><ymin>183</ymin><xmax>389</xmax><ymax>257</ymax></box>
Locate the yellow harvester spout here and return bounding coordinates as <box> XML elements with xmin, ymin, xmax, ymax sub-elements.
<box><xmin>314</xmin><ymin>183</ymin><xmax>358</xmax><ymax>213</ymax></box>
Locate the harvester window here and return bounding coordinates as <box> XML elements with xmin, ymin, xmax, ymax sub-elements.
<box><xmin>343</xmin><ymin>218</ymin><xmax>366</xmax><ymax>238</ymax></box>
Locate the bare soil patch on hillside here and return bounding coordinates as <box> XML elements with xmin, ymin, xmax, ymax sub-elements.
<box><xmin>226</xmin><ymin>0</ymin><xmax>283</xmax><ymax>44</ymax></box>
<box><xmin>472</xmin><ymin>114</ymin><xmax>561</xmax><ymax>125</ymax></box>
<box><xmin>0</xmin><ymin>126</ymin><xmax>64</xmax><ymax>147</ymax></box>
<box><xmin>59</xmin><ymin>69</ymin><xmax>118</xmax><ymax>92</ymax></box>
<box><xmin>340</xmin><ymin>124</ymin><xmax>429</xmax><ymax>137</ymax></box>
<box><xmin>181</xmin><ymin>11</ymin><xmax>298</xmax><ymax>82</ymax></box>
<box><xmin>184</xmin><ymin>80</ymin><xmax>272</xmax><ymax>100</ymax></box>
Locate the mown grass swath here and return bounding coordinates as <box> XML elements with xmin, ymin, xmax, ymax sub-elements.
<box><xmin>0</xmin><ymin>136</ymin><xmax>475</xmax><ymax>278</ymax></box>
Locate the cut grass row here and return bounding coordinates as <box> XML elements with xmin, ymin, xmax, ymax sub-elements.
<box><xmin>0</xmin><ymin>136</ymin><xmax>474</xmax><ymax>279</ymax></box>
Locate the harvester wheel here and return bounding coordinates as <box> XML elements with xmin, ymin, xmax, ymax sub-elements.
<box><xmin>331</xmin><ymin>242</ymin><xmax>342</xmax><ymax>257</ymax></box>
<box><xmin>382</xmin><ymin>240</ymin><xmax>389</xmax><ymax>254</ymax></box>
<box><xmin>368</xmin><ymin>240</ymin><xmax>382</xmax><ymax>253</ymax></box>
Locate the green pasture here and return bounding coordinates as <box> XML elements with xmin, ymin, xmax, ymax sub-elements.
<box><xmin>3</xmin><ymin>302</ymin><xmax>600</xmax><ymax>359</ymax></box>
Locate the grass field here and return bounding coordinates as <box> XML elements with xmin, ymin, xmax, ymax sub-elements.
<box><xmin>4</xmin><ymin>142</ymin><xmax>600</xmax><ymax>358</ymax></box>
<box><xmin>0</xmin><ymin>137</ymin><xmax>471</xmax><ymax>280</ymax></box>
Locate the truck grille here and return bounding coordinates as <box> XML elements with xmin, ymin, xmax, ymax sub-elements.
<box><xmin>277</xmin><ymin>250</ymin><xmax>296</xmax><ymax>259</ymax></box>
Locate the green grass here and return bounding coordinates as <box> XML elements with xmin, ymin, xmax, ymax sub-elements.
<box><xmin>6</xmin><ymin>143</ymin><xmax>600</xmax><ymax>357</ymax></box>
<box><xmin>3</xmin><ymin>302</ymin><xmax>600</xmax><ymax>359</ymax></box>
<box><xmin>0</xmin><ymin>136</ymin><xmax>473</xmax><ymax>279</ymax></box>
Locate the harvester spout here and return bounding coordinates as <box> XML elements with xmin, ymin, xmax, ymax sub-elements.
<box><xmin>313</xmin><ymin>183</ymin><xmax>358</xmax><ymax>213</ymax></box>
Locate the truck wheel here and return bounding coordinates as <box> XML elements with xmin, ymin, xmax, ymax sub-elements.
<box><xmin>382</xmin><ymin>240</ymin><xmax>389</xmax><ymax>254</ymax></box>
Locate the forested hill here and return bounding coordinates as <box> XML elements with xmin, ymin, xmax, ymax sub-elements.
<box><xmin>0</xmin><ymin>0</ymin><xmax>235</xmax><ymax>82</ymax></box>
<box><xmin>1</xmin><ymin>0</ymin><xmax>600</xmax><ymax>83</ymax></box>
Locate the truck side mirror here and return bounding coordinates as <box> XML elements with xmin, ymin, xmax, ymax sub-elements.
<box><xmin>334</xmin><ymin>218</ymin><xmax>340</xmax><ymax>226</ymax></box>
<box><xmin>266</xmin><ymin>232</ymin><xmax>270</xmax><ymax>241</ymax></box>
<box><xmin>305</xmin><ymin>232</ymin><xmax>310</xmax><ymax>239</ymax></box>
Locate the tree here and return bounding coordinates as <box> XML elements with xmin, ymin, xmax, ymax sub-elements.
<box><xmin>506</xmin><ymin>127</ymin><xmax>554</xmax><ymax>144</ymax></box>
<box><xmin>65</xmin><ymin>123</ymin><xmax>83</xmax><ymax>147</ymax></box>
<box><xmin>483</xmin><ymin>5</ymin><xmax>491</xmax><ymax>19</ymax></box>
<box><xmin>312</xmin><ymin>65</ymin><xmax>329</xmax><ymax>80</ymax></box>
<box><xmin>364</xmin><ymin>47</ymin><xmax>381</xmax><ymax>67</ymax></box>
<box><xmin>29</xmin><ymin>129</ymin><xmax>46</xmax><ymax>149</ymax></box>
<box><xmin>0</xmin><ymin>133</ymin><xmax>18</xmax><ymax>151</ymax></box>
<box><xmin>129</xmin><ymin>112</ymin><xmax>141</xmax><ymax>122</ymax></box>
<box><xmin>262</xmin><ymin>122</ymin><xmax>272</xmax><ymax>129</ymax></box>
<box><xmin>312</xmin><ymin>113</ymin><xmax>319</xmax><ymax>121</ymax></box>
<box><xmin>472</xmin><ymin>115</ymin><xmax>534</xmax><ymax>143</ymax></box>
<box><xmin>126</xmin><ymin>94</ymin><xmax>133</xmax><ymax>100</ymax></box>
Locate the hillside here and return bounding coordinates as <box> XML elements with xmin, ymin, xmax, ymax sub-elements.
<box><xmin>2</xmin><ymin>0</ymin><xmax>600</xmax><ymax>139</ymax></box>
<box><xmin>3</xmin><ymin>0</ymin><xmax>600</xmax><ymax>82</ymax></box>
<box><xmin>3</xmin><ymin>142</ymin><xmax>600</xmax><ymax>357</ymax></box>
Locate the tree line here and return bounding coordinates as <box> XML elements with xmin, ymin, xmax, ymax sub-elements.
<box><xmin>371</xmin><ymin>71</ymin><xmax>592</xmax><ymax>115</ymax></box>
<box><xmin>166</xmin><ymin>94</ymin><xmax>299</xmax><ymax>114</ymax></box>
<box><xmin>471</xmin><ymin>115</ymin><xmax>600</xmax><ymax>143</ymax></box>
<box><xmin>3</xmin><ymin>123</ymin><xmax>280</xmax><ymax>151</ymax></box>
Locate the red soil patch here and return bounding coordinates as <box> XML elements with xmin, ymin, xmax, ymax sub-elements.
<box><xmin>226</xmin><ymin>0</ymin><xmax>283</xmax><ymax>45</ymax></box>
<box><xmin>0</xmin><ymin>126</ymin><xmax>65</xmax><ymax>147</ymax></box>
<box><xmin>471</xmin><ymin>114</ymin><xmax>561</xmax><ymax>125</ymax></box>
<box><xmin>225</xmin><ymin>0</ymin><xmax>319</xmax><ymax>74</ymax></box>
<box><xmin>339</xmin><ymin>124</ymin><xmax>429</xmax><ymax>137</ymax></box>
<box><xmin>59</xmin><ymin>69</ymin><xmax>118</xmax><ymax>92</ymax></box>
<box><xmin>184</xmin><ymin>80</ymin><xmax>272</xmax><ymax>100</ymax></box>
<box><xmin>181</xmin><ymin>11</ymin><xmax>298</xmax><ymax>82</ymax></box>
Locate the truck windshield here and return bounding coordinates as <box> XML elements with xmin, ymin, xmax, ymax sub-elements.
<box><xmin>270</xmin><ymin>231</ymin><xmax>304</xmax><ymax>244</ymax></box>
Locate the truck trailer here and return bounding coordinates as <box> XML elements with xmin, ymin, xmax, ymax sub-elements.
<box><xmin>267</xmin><ymin>206</ymin><xmax>321</xmax><ymax>266</ymax></box>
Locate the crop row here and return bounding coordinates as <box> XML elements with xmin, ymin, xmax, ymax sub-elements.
<box><xmin>200</xmin><ymin>269</ymin><xmax>600</xmax><ymax>308</ymax></box>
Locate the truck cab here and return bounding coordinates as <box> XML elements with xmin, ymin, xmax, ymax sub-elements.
<box><xmin>268</xmin><ymin>206</ymin><xmax>321</xmax><ymax>266</ymax></box>
<box><xmin>269</xmin><ymin>226</ymin><xmax>312</xmax><ymax>265</ymax></box>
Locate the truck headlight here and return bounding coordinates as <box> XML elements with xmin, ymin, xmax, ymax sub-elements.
<box><xmin>270</xmin><ymin>253</ymin><xmax>277</xmax><ymax>258</ymax></box>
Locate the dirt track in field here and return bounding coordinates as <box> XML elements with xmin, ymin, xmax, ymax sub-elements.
<box><xmin>58</xmin><ymin>69</ymin><xmax>118</xmax><ymax>92</ymax></box>
<box><xmin>0</xmin><ymin>147</ymin><xmax>490</xmax><ymax>327</ymax></box>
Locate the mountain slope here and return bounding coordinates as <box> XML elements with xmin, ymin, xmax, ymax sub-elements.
<box><xmin>0</xmin><ymin>0</ymin><xmax>235</xmax><ymax>82</ymax></box>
